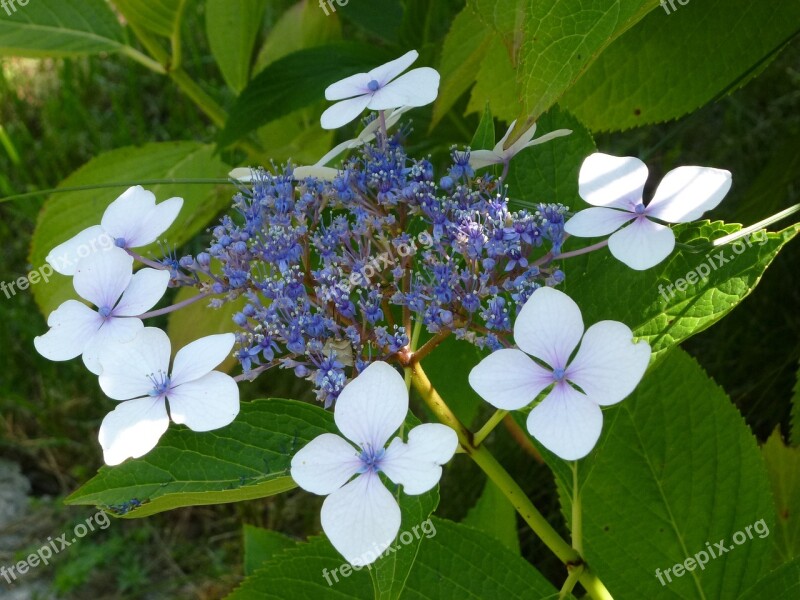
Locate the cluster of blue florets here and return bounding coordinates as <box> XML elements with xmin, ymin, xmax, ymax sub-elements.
<box><xmin>195</xmin><ymin>126</ymin><xmax>567</xmax><ymax>406</ymax></box>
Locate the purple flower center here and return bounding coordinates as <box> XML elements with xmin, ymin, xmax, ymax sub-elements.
<box><xmin>114</xmin><ymin>237</ymin><xmax>127</xmax><ymax>248</ymax></box>
<box><xmin>98</xmin><ymin>306</ymin><xmax>113</xmax><ymax>318</ymax></box>
<box><xmin>634</xmin><ymin>203</ymin><xmax>646</xmax><ymax>215</ymax></box>
<box><xmin>367</xmin><ymin>79</ymin><xmax>380</xmax><ymax>92</ymax></box>
<box><xmin>147</xmin><ymin>371</ymin><xmax>171</xmax><ymax>397</ymax></box>
<box><xmin>358</xmin><ymin>444</ymin><xmax>385</xmax><ymax>473</ymax></box>
<box><xmin>552</xmin><ymin>367</ymin><xmax>567</xmax><ymax>382</ymax></box>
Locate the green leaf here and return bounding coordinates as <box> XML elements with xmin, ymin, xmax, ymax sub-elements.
<box><xmin>243</xmin><ymin>525</ymin><xmax>298</xmax><ymax>576</ymax></box>
<box><xmin>253</xmin><ymin>0</ymin><xmax>341</xmax><ymax>74</ymax></box>
<box><xmin>762</xmin><ymin>430</ymin><xmax>800</xmax><ymax>565</ymax></box>
<box><xmin>113</xmin><ymin>0</ymin><xmax>187</xmax><ymax>39</ymax></box>
<box><xmin>338</xmin><ymin>0</ymin><xmax>403</xmax><ymax>43</ymax></box>
<box><xmin>402</xmin><ymin>517</ymin><xmax>559</xmax><ymax>599</ymax></box>
<box><xmin>206</xmin><ymin>0</ymin><xmax>266</xmax><ymax>93</ymax></box>
<box><xmin>255</xmin><ymin>106</ymin><xmax>334</xmax><ymax>165</ymax></box>
<box><xmin>561</xmin><ymin>0</ymin><xmax>800</xmax><ymax>131</ymax></box>
<box><xmin>65</xmin><ymin>398</ymin><xmax>335</xmax><ymax>518</ymax></box>
<box><xmin>505</xmin><ymin>106</ymin><xmax>596</xmax><ymax>209</ymax></box>
<box><xmin>470</xmin><ymin>103</ymin><xmax>495</xmax><ymax>150</ymax></box>
<box><xmin>0</xmin><ymin>0</ymin><xmax>126</xmax><ymax>57</ymax></box>
<box><xmin>556</xmin><ymin>350</ymin><xmax>776</xmax><ymax>598</ymax></box>
<box><xmin>462</xmin><ymin>479</ymin><xmax>520</xmax><ymax>553</ymax></box>
<box><xmin>466</xmin><ymin>36</ymin><xmax>520</xmax><ymax>123</ymax></box>
<box><xmin>561</xmin><ymin>222</ymin><xmax>800</xmax><ymax>362</ymax></box>
<box><xmin>790</xmin><ymin>360</ymin><xmax>800</xmax><ymax>446</ymax></box>
<box><xmin>431</xmin><ymin>5</ymin><xmax>493</xmax><ymax>128</ymax></box>
<box><xmin>167</xmin><ymin>287</ymin><xmax>245</xmax><ymax>373</ymax></box>
<box><xmin>518</xmin><ymin>0</ymin><xmax>661</xmax><ymax>121</ymax></box>
<box><xmin>219</xmin><ymin>43</ymin><xmax>392</xmax><ymax>147</ymax></box>
<box><xmin>737</xmin><ymin>557</ymin><xmax>800</xmax><ymax>600</ymax></box>
<box><xmin>28</xmin><ymin>142</ymin><xmax>231</xmax><ymax>316</ymax></box>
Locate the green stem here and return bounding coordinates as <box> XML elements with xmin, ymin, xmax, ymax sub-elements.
<box><xmin>410</xmin><ymin>363</ymin><xmax>613</xmax><ymax>600</ymax></box>
<box><xmin>168</xmin><ymin>68</ymin><xmax>227</xmax><ymax>128</ymax></box>
<box><xmin>559</xmin><ymin>564</ymin><xmax>584</xmax><ymax>600</ymax></box>
<box><xmin>404</xmin><ymin>319</ymin><xmax>424</xmax><ymax>389</ymax></box>
<box><xmin>572</xmin><ymin>461</ymin><xmax>583</xmax><ymax>556</ymax></box>
<box><xmin>473</xmin><ymin>409</ymin><xmax>508</xmax><ymax>446</ymax></box>
<box><xmin>119</xmin><ymin>45</ymin><xmax>167</xmax><ymax>74</ymax></box>
<box><xmin>0</xmin><ymin>179</ymin><xmax>231</xmax><ymax>204</ymax></box>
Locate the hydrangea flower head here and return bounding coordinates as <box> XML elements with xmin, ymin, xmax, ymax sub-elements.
<box><xmin>97</xmin><ymin>328</ymin><xmax>239</xmax><ymax>465</ymax></box>
<box><xmin>469</xmin><ymin>287</ymin><xmax>650</xmax><ymax>460</ymax></box>
<box><xmin>46</xmin><ymin>186</ymin><xmax>183</xmax><ymax>275</ymax></box>
<box><xmin>34</xmin><ymin>249</ymin><xmax>170</xmax><ymax>374</ymax></box>
<box><xmin>320</xmin><ymin>50</ymin><xmax>440</xmax><ymax>129</ymax></box>
<box><xmin>564</xmin><ymin>153</ymin><xmax>732</xmax><ymax>270</ymax></box>
<box><xmin>291</xmin><ymin>361</ymin><xmax>457</xmax><ymax>565</ymax></box>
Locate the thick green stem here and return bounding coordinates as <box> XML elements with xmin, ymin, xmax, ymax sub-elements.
<box><xmin>410</xmin><ymin>363</ymin><xmax>613</xmax><ymax>600</ymax></box>
<box><xmin>473</xmin><ymin>409</ymin><xmax>508</xmax><ymax>446</ymax></box>
<box><xmin>572</xmin><ymin>461</ymin><xmax>583</xmax><ymax>556</ymax></box>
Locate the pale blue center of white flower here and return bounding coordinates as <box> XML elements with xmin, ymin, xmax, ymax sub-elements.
<box><xmin>147</xmin><ymin>371</ymin><xmax>171</xmax><ymax>397</ymax></box>
<box><xmin>357</xmin><ymin>444</ymin><xmax>386</xmax><ymax>474</ymax></box>
<box><xmin>114</xmin><ymin>237</ymin><xmax>126</xmax><ymax>248</ymax></box>
<box><xmin>98</xmin><ymin>306</ymin><xmax>113</xmax><ymax>318</ymax></box>
<box><xmin>367</xmin><ymin>79</ymin><xmax>380</xmax><ymax>92</ymax></box>
<box><xmin>552</xmin><ymin>367</ymin><xmax>567</xmax><ymax>382</ymax></box>
<box><xmin>634</xmin><ymin>203</ymin><xmax>646</xmax><ymax>215</ymax></box>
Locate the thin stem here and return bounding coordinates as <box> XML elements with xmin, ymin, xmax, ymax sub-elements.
<box><xmin>473</xmin><ymin>409</ymin><xmax>509</xmax><ymax>447</ymax></box>
<box><xmin>409</xmin><ymin>328</ymin><xmax>450</xmax><ymax>364</ymax></box>
<box><xmin>379</xmin><ymin>110</ymin><xmax>388</xmax><ymax>150</ymax></box>
<box><xmin>126</xmin><ymin>250</ymin><xmax>169</xmax><ymax>270</ymax></box>
<box><xmin>559</xmin><ymin>564</ymin><xmax>584</xmax><ymax>600</ymax></box>
<box><xmin>410</xmin><ymin>363</ymin><xmax>613</xmax><ymax>600</ymax></box>
<box><xmin>0</xmin><ymin>179</ymin><xmax>231</xmax><ymax>204</ymax></box>
<box><xmin>499</xmin><ymin>160</ymin><xmax>510</xmax><ymax>186</ymax></box>
<box><xmin>571</xmin><ymin>461</ymin><xmax>583</xmax><ymax>556</ymax></box>
<box><xmin>556</xmin><ymin>239</ymin><xmax>609</xmax><ymax>260</ymax></box>
<box><xmin>136</xmin><ymin>291</ymin><xmax>209</xmax><ymax>319</ymax></box>
<box><xmin>119</xmin><ymin>45</ymin><xmax>167</xmax><ymax>74</ymax></box>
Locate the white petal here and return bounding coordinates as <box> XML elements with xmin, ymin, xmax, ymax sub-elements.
<box><xmin>292</xmin><ymin>165</ymin><xmax>340</xmax><ymax>181</ymax></box>
<box><xmin>325</xmin><ymin>73</ymin><xmax>372</xmax><ymax>101</ymax></box>
<box><xmin>315</xmin><ymin>139</ymin><xmax>355</xmax><ymax>167</ymax></box>
<box><xmin>99</xmin><ymin>397</ymin><xmax>169</xmax><ymax>466</ymax></box>
<box><xmin>526</xmin><ymin>382</ymin><xmax>603</xmax><ymax>461</ymax></box>
<box><xmin>113</xmin><ymin>268</ymin><xmax>170</xmax><ymax>316</ymax></box>
<box><xmin>468</xmin><ymin>348</ymin><xmax>555</xmax><ymax>410</ymax></box>
<box><xmin>524</xmin><ymin>128</ymin><xmax>573</xmax><ymax>148</ymax></box>
<box><xmin>367</xmin><ymin>67</ymin><xmax>440</xmax><ymax>110</ymax></box>
<box><xmin>321</xmin><ymin>95</ymin><xmax>372</xmax><ymax>130</ymax></box>
<box><xmin>167</xmin><ymin>371</ymin><xmax>239</xmax><ymax>431</ymax></box>
<box><xmin>321</xmin><ymin>472</ymin><xmax>401</xmax><ymax>566</ymax></box>
<box><xmin>73</xmin><ymin>248</ymin><xmax>133</xmax><ymax>309</ymax></box>
<box><xmin>468</xmin><ymin>149</ymin><xmax>504</xmax><ymax>170</ymax></box>
<box><xmin>33</xmin><ymin>300</ymin><xmax>102</xmax><ymax>361</ymax></box>
<box><xmin>514</xmin><ymin>288</ymin><xmax>584</xmax><ymax>371</ymax></box>
<box><xmin>579</xmin><ymin>153</ymin><xmax>648</xmax><ymax>210</ymax></box>
<box><xmin>291</xmin><ymin>433</ymin><xmax>362</xmax><ymax>495</ymax></box>
<box><xmin>607</xmin><ymin>217</ymin><xmax>675</xmax><ymax>271</ymax></box>
<box><xmin>506</xmin><ymin>121</ymin><xmax>539</xmax><ymax>155</ymax></box>
<box><xmin>82</xmin><ymin>316</ymin><xmax>144</xmax><ymax>375</ymax></box>
<box><xmin>229</xmin><ymin>167</ymin><xmax>253</xmax><ymax>182</ymax></box>
<box><xmin>368</xmin><ymin>50</ymin><xmax>418</xmax><ymax>86</ymax></box>
<box><xmin>98</xmin><ymin>327</ymin><xmax>171</xmax><ymax>400</ymax></box>
<box><xmin>170</xmin><ymin>333</ymin><xmax>235</xmax><ymax>386</ymax></box>
<box><xmin>564</xmin><ymin>207</ymin><xmax>636</xmax><ymax>238</ymax></box>
<box><xmin>45</xmin><ymin>225</ymin><xmax>114</xmax><ymax>276</ymax></box>
<box><xmin>646</xmin><ymin>166</ymin><xmax>732</xmax><ymax>223</ymax></box>
<box><xmin>102</xmin><ymin>186</ymin><xmax>183</xmax><ymax>248</ymax></box>
<box><xmin>335</xmin><ymin>361</ymin><xmax>407</xmax><ymax>451</ymax></box>
<box><xmin>380</xmin><ymin>423</ymin><xmax>458</xmax><ymax>495</ymax></box>
<box><xmin>493</xmin><ymin>120</ymin><xmax>517</xmax><ymax>153</ymax></box>
<box><xmin>567</xmin><ymin>321</ymin><xmax>650</xmax><ymax>406</ymax></box>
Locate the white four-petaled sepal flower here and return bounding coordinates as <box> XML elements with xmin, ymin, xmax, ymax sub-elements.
<box><xmin>320</xmin><ymin>50</ymin><xmax>440</xmax><ymax>130</ymax></box>
<box><xmin>564</xmin><ymin>153</ymin><xmax>732</xmax><ymax>270</ymax></box>
<box><xmin>34</xmin><ymin>249</ymin><xmax>170</xmax><ymax>375</ymax></box>
<box><xmin>97</xmin><ymin>328</ymin><xmax>239</xmax><ymax>466</ymax></box>
<box><xmin>291</xmin><ymin>361</ymin><xmax>458</xmax><ymax>566</ymax></box>
<box><xmin>46</xmin><ymin>186</ymin><xmax>183</xmax><ymax>275</ymax></box>
<box><xmin>469</xmin><ymin>288</ymin><xmax>650</xmax><ymax>461</ymax></box>
<box><xmin>469</xmin><ymin>120</ymin><xmax>572</xmax><ymax>170</ymax></box>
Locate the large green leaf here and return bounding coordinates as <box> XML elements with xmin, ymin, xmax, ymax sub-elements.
<box><xmin>517</xmin><ymin>0</ymin><xmax>661</xmax><ymax>121</ymax></box>
<box><xmin>762</xmin><ymin>430</ymin><xmax>800</xmax><ymax>566</ymax></box>
<box><xmin>462</xmin><ymin>479</ymin><xmax>520</xmax><ymax>553</ymax></box>
<box><xmin>65</xmin><ymin>398</ymin><xmax>335</xmax><ymax>518</ymax></box>
<box><xmin>561</xmin><ymin>222</ymin><xmax>800</xmax><ymax>362</ymax></box>
<box><xmin>206</xmin><ymin>0</ymin><xmax>266</xmax><ymax>93</ymax></box>
<box><xmin>219</xmin><ymin>43</ymin><xmax>392</xmax><ymax>147</ymax></box>
<box><xmin>790</xmin><ymin>359</ymin><xmax>800</xmax><ymax>446</ymax></box>
<box><xmin>113</xmin><ymin>0</ymin><xmax>187</xmax><ymax>39</ymax></box>
<box><xmin>28</xmin><ymin>142</ymin><xmax>231</xmax><ymax>315</ymax></box>
<box><xmin>430</xmin><ymin>5</ymin><xmax>493</xmax><ymax>128</ymax></box>
<box><xmin>0</xmin><ymin>0</ymin><xmax>127</xmax><ymax>57</ymax></box>
<box><xmin>737</xmin><ymin>557</ymin><xmax>800</xmax><ymax>600</ymax></box>
<box><xmin>561</xmin><ymin>0</ymin><xmax>800</xmax><ymax>131</ymax></box>
<box><xmin>554</xmin><ymin>350</ymin><xmax>776</xmax><ymax>598</ymax></box>
<box><xmin>466</xmin><ymin>36</ymin><xmax>520</xmax><ymax>123</ymax></box>
<box><xmin>243</xmin><ymin>525</ymin><xmax>298</xmax><ymax>576</ymax></box>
